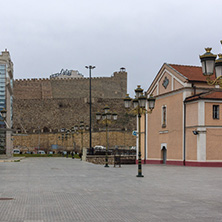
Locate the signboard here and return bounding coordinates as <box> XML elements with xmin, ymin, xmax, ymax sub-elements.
<box><xmin>132</xmin><ymin>131</ymin><xmax>137</xmax><ymax>136</ymax></box>
<box><xmin>51</xmin><ymin>144</ymin><xmax>58</xmax><ymax>149</ymax></box>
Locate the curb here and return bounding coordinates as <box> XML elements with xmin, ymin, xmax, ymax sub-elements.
<box><xmin>0</xmin><ymin>157</ymin><xmax>25</xmax><ymax>163</ymax></box>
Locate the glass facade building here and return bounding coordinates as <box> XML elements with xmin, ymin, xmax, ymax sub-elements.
<box><xmin>0</xmin><ymin>50</ymin><xmax>13</xmax><ymax>156</ymax></box>
<box><xmin>0</xmin><ymin>64</ymin><xmax>6</xmax><ymax>153</ymax></box>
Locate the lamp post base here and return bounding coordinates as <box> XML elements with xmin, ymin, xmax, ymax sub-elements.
<box><xmin>89</xmin><ymin>148</ymin><xmax>94</xmax><ymax>155</ymax></box>
<box><xmin>104</xmin><ymin>164</ymin><xmax>109</xmax><ymax>167</ymax></box>
<box><xmin>136</xmin><ymin>174</ymin><xmax>144</xmax><ymax>178</ymax></box>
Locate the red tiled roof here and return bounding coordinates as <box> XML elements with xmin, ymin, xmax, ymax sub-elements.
<box><xmin>202</xmin><ymin>91</ymin><xmax>222</xmax><ymax>99</ymax></box>
<box><xmin>168</xmin><ymin>64</ymin><xmax>216</xmax><ymax>82</ymax></box>
<box><xmin>185</xmin><ymin>91</ymin><xmax>222</xmax><ymax>102</ymax></box>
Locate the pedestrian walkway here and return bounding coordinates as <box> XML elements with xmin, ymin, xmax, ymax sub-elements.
<box><xmin>0</xmin><ymin>158</ymin><xmax>222</xmax><ymax>222</ymax></box>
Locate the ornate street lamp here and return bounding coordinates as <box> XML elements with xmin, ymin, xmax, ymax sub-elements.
<box><xmin>70</xmin><ymin>127</ymin><xmax>76</xmax><ymax>159</ymax></box>
<box><xmin>200</xmin><ymin>41</ymin><xmax>222</xmax><ymax>87</ymax></box>
<box><xmin>74</xmin><ymin>121</ymin><xmax>89</xmax><ymax>160</ymax></box>
<box><xmin>96</xmin><ymin>106</ymin><xmax>118</xmax><ymax>167</ymax></box>
<box><xmin>124</xmin><ymin>85</ymin><xmax>156</xmax><ymax>177</ymax></box>
<box><xmin>58</xmin><ymin>133</ymin><xmax>65</xmax><ymax>153</ymax></box>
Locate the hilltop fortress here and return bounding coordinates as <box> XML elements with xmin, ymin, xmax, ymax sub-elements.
<box><xmin>12</xmin><ymin>69</ymin><xmax>136</xmax><ymax>152</ymax></box>
<box><xmin>14</xmin><ymin>70</ymin><xmax>127</xmax><ymax>100</ymax></box>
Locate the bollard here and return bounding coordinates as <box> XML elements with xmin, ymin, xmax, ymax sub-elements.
<box><xmin>114</xmin><ymin>148</ymin><xmax>121</xmax><ymax>167</ymax></box>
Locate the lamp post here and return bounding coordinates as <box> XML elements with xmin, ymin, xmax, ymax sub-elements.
<box><xmin>85</xmin><ymin>65</ymin><xmax>95</xmax><ymax>155</ymax></box>
<box><xmin>70</xmin><ymin>126</ymin><xmax>76</xmax><ymax>159</ymax></box>
<box><xmin>65</xmin><ymin>130</ymin><xmax>71</xmax><ymax>158</ymax></box>
<box><xmin>200</xmin><ymin>41</ymin><xmax>222</xmax><ymax>87</ymax></box>
<box><xmin>124</xmin><ymin>85</ymin><xmax>156</xmax><ymax>177</ymax></box>
<box><xmin>96</xmin><ymin>106</ymin><xmax>118</xmax><ymax>167</ymax></box>
<box><xmin>74</xmin><ymin>121</ymin><xmax>89</xmax><ymax>160</ymax></box>
<box><xmin>58</xmin><ymin>133</ymin><xmax>65</xmax><ymax>155</ymax></box>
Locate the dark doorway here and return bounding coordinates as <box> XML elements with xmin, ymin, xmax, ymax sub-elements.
<box><xmin>162</xmin><ymin>146</ymin><xmax>167</xmax><ymax>164</ymax></box>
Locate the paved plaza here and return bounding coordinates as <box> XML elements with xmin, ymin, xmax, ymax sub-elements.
<box><xmin>0</xmin><ymin>158</ymin><xmax>222</xmax><ymax>222</ymax></box>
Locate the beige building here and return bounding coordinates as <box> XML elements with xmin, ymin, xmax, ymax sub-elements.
<box><xmin>142</xmin><ymin>63</ymin><xmax>222</xmax><ymax>166</ymax></box>
<box><xmin>0</xmin><ymin>49</ymin><xmax>13</xmax><ymax>156</ymax></box>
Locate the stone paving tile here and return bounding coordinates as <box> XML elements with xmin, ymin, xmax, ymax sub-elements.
<box><xmin>0</xmin><ymin>158</ymin><xmax>222</xmax><ymax>222</ymax></box>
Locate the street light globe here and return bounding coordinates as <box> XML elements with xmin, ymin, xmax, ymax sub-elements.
<box><xmin>147</xmin><ymin>95</ymin><xmax>156</xmax><ymax>111</ymax></box>
<box><xmin>102</xmin><ymin>113</ymin><xmax>106</xmax><ymax>120</ymax></box>
<box><xmin>135</xmin><ymin>85</ymin><xmax>143</xmax><ymax>98</ymax></box>
<box><xmin>80</xmin><ymin>123</ymin><xmax>84</xmax><ymax>130</ymax></box>
<box><xmin>106</xmin><ymin>112</ymin><xmax>112</xmax><ymax>120</ymax></box>
<box><xmin>103</xmin><ymin>105</ymin><xmax>110</xmax><ymax>114</ymax></box>
<box><xmin>112</xmin><ymin>113</ymin><xmax>118</xmax><ymax>121</ymax></box>
<box><xmin>199</xmin><ymin>48</ymin><xmax>217</xmax><ymax>76</ymax></box>
<box><xmin>96</xmin><ymin>112</ymin><xmax>101</xmax><ymax>120</ymax></box>
<box><xmin>124</xmin><ymin>94</ymin><xmax>132</xmax><ymax>108</ymax></box>
<box><xmin>138</xmin><ymin>95</ymin><xmax>147</xmax><ymax>108</ymax></box>
<box><xmin>133</xmin><ymin>98</ymin><xmax>139</xmax><ymax>108</ymax></box>
<box><xmin>215</xmin><ymin>54</ymin><xmax>222</xmax><ymax>78</ymax></box>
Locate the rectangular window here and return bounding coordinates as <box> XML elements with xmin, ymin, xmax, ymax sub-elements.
<box><xmin>162</xmin><ymin>105</ymin><xmax>167</xmax><ymax>128</ymax></box>
<box><xmin>213</xmin><ymin>105</ymin><xmax>219</xmax><ymax>119</ymax></box>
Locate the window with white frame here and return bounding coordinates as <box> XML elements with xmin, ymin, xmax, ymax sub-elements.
<box><xmin>213</xmin><ymin>105</ymin><xmax>219</xmax><ymax>119</ymax></box>
<box><xmin>162</xmin><ymin>105</ymin><xmax>167</xmax><ymax>128</ymax></box>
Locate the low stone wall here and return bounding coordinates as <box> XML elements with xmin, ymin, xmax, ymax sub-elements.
<box><xmin>13</xmin><ymin>131</ymin><xmax>136</xmax><ymax>153</ymax></box>
<box><xmin>86</xmin><ymin>155</ymin><xmax>136</xmax><ymax>165</ymax></box>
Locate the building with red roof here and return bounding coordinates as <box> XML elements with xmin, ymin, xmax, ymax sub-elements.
<box><xmin>141</xmin><ymin>63</ymin><xmax>222</xmax><ymax>167</ymax></box>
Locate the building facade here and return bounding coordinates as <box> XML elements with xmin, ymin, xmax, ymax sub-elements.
<box><xmin>0</xmin><ymin>49</ymin><xmax>13</xmax><ymax>156</ymax></box>
<box><xmin>142</xmin><ymin>63</ymin><xmax>222</xmax><ymax>166</ymax></box>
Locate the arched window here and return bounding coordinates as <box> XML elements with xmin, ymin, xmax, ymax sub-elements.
<box><xmin>162</xmin><ymin>105</ymin><xmax>167</xmax><ymax>128</ymax></box>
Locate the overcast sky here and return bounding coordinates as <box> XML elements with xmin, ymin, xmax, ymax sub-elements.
<box><xmin>1</xmin><ymin>0</ymin><xmax>222</xmax><ymax>96</ymax></box>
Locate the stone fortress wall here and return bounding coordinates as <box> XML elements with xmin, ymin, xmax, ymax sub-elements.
<box><xmin>12</xmin><ymin>69</ymin><xmax>136</xmax><ymax>151</ymax></box>
<box><xmin>14</xmin><ymin>71</ymin><xmax>127</xmax><ymax>100</ymax></box>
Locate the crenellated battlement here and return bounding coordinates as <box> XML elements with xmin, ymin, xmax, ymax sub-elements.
<box><xmin>15</xmin><ymin>78</ymin><xmax>51</xmax><ymax>82</ymax></box>
<box><xmin>14</xmin><ymin>70</ymin><xmax>127</xmax><ymax>100</ymax></box>
<box><xmin>15</xmin><ymin>70</ymin><xmax>126</xmax><ymax>82</ymax></box>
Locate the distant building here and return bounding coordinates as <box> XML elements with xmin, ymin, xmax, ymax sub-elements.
<box><xmin>50</xmin><ymin>69</ymin><xmax>83</xmax><ymax>79</ymax></box>
<box><xmin>0</xmin><ymin>49</ymin><xmax>13</xmax><ymax>156</ymax></box>
<box><xmin>142</xmin><ymin>63</ymin><xmax>222</xmax><ymax>167</ymax></box>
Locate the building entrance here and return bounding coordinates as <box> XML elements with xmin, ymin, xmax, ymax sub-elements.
<box><xmin>162</xmin><ymin>147</ymin><xmax>167</xmax><ymax>164</ymax></box>
<box><xmin>161</xmin><ymin>144</ymin><xmax>167</xmax><ymax>164</ymax></box>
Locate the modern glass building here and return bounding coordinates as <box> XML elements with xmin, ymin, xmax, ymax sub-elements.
<box><xmin>0</xmin><ymin>49</ymin><xmax>13</xmax><ymax>156</ymax></box>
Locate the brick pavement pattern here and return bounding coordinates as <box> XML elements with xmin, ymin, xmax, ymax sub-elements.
<box><xmin>0</xmin><ymin>158</ymin><xmax>222</xmax><ymax>222</ymax></box>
